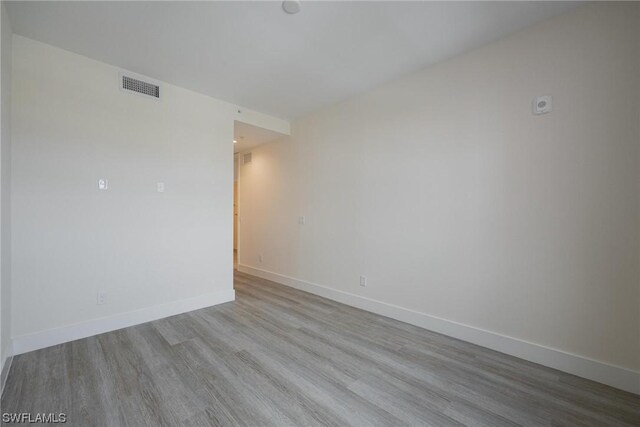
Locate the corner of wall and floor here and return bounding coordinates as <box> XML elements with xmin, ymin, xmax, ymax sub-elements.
<box><xmin>0</xmin><ymin>351</ymin><xmax>12</xmax><ymax>398</ymax></box>
<box><xmin>238</xmin><ymin>264</ymin><xmax>640</xmax><ymax>395</ymax></box>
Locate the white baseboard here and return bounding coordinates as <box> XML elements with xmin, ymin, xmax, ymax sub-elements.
<box><xmin>238</xmin><ymin>264</ymin><xmax>640</xmax><ymax>395</ymax></box>
<box><xmin>1</xmin><ymin>348</ymin><xmax>14</xmax><ymax>398</ymax></box>
<box><xmin>12</xmin><ymin>289</ymin><xmax>235</xmax><ymax>356</ymax></box>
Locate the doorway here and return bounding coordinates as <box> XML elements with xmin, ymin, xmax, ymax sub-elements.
<box><xmin>233</xmin><ymin>120</ymin><xmax>288</xmax><ymax>272</ymax></box>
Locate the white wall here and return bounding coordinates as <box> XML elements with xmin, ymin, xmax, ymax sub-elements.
<box><xmin>239</xmin><ymin>2</ymin><xmax>640</xmax><ymax>390</ymax></box>
<box><xmin>235</xmin><ymin>109</ymin><xmax>290</xmax><ymax>138</ymax></box>
<box><xmin>0</xmin><ymin>0</ymin><xmax>12</xmax><ymax>375</ymax></box>
<box><xmin>10</xmin><ymin>35</ymin><xmax>287</xmax><ymax>350</ymax></box>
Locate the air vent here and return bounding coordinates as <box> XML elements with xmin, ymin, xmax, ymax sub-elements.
<box><xmin>120</xmin><ymin>73</ymin><xmax>160</xmax><ymax>99</ymax></box>
<box><xmin>243</xmin><ymin>153</ymin><xmax>252</xmax><ymax>164</ymax></box>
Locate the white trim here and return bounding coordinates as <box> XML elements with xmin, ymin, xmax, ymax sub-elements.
<box><xmin>238</xmin><ymin>264</ymin><xmax>640</xmax><ymax>395</ymax></box>
<box><xmin>12</xmin><ymin>289</ymin><xmax>235</xmax><ymax>355</ymax></box>
<box><xmin>1</xmin><ymin>347</ymin><xmax>13</xmax><ymax>398</ymax></box>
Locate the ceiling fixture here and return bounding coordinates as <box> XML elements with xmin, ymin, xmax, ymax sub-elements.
<box><xmin>282</xmin><ymin>0</ymin><xmax>301</xmax><ymax>15</ymax></box>
<box><xmin>233</xmin><ymin>140</ymin><xmax>237</xmax><ymax>144</ymax></box>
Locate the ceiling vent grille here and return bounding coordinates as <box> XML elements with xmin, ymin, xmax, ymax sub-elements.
<box><xmin>121</xmin><ymin>74</ymin><xmax>160</xmax><ymax>99</ymax></box>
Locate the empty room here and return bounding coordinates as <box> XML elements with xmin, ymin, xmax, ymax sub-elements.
<box><xmin>0</xmin><ymin>1</ymin><xmax>639</xmax><ymax>425</ymax></box>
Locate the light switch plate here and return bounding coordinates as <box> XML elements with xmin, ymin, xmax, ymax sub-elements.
<box><xmin>157</xmin><ymin>182</ymin><xmax>165</xmax><ymax>193</ymax></box>
<box><xmin>97</xmin><ymin>291</ymin><xmax>107</xmax><ymax>305</ymax></box>
<box><xmin>98</xmin><ymin>179</ymin><xmax>108</xmax><ymax>190</ymax></box>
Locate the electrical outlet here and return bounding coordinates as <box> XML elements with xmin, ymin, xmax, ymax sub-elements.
<box><xmin>98</xmin><ymin>178</ymin><xmax>108</xmax><ymax>190</ymax></box>
<box><xmin>97</xmin><ymin>291</ymin><xmax>107</xmax><ymax>305</ymax></box>
<box><xmin>157</xmin><ymin>182</ymin><xmax>165</xmax><ymax>193</ymax></box>
<box><xmin>359</xmin><ymin>276</ymin><xmax>367</xmax><ymax>287</ymax></box>
<box><xmin>259</xmin><ymin>254</ymin><xmax>263</xmax><ymax>263</ymax></box>
<box><xmin>298</xmin><ymin>216</ymin><xmax>306</xmax><ymax>225</ymax></box>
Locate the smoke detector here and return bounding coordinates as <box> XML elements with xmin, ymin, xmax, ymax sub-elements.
<box><xmin>282</xmin><ymin>0</ymin><xmax>301</xmax><ymax>14</ymax></box>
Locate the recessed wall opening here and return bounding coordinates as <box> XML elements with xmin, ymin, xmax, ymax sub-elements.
<box><xmin>233</xmin><ymin>120</ymin><xmax>287</xmax><ymax>271</ymax></box>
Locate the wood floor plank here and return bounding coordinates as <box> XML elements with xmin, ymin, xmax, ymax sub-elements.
<box><xmin>2</xmin><ymin>271</ymin><xmax>639</xmax><ymax>426</ymax></box>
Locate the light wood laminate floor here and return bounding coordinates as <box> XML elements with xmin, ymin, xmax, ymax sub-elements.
<box><xmin>2</xmin><ymin>271</ymin><xmax>639</xmax><ymax>426</ymax></box>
